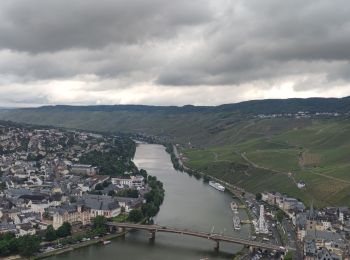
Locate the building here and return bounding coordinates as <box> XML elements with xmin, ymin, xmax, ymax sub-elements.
<box><xmin>304</xmin><ymin>230</ymin><xmax>346</xmax><ymax>258</ymax></box>
<box><xmin>70</xmin><ymin>164</ymin><xmax>98</xmax><ymax>176</ymax></box>
<box><xmin>258</xmin><ymin>205</ymin><xmax>268</xmax><ymax>234</ymax></box>
<box><xmin>111</xmin><ymin>176</ymin><xmax>132</xmax><ymax>187</ymax></box>
<box><xmin>52</xmin><ymin>204</ymin><xmax>90</xmax><ymax>229</ymax></box>
<box><xmin>297</xmin><ymin>181</ymin><xmax>306</xmax><ymax>189</ymax></box>
<box><xmin>79</xmin><ymin>194</ymin><xmax>121</xmax><ymax>218</ymax></box>
<box><xmin>111</xmin><ymin>175</ymin><xmax>144</xmax><ymax>188</ymax></box>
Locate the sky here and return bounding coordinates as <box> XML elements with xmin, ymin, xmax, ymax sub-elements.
<box><xmin>0</xmin><ymin>0</ymin><xmax>350</xmax><ymax>107</ymax></box>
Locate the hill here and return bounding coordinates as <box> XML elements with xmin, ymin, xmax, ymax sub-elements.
<box><xmin>1</xmin><ymin>96</ymin><xmax>350</xmax><ymax>207</ymax></box>
<box><xmin>0</xmin><ymin>96</ymin><xmax>350</xmax><ymax>146</ymax></box>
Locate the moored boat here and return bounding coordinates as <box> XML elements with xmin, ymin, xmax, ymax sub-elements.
<box><xmin>230</xmin><ymin>201</ymin><xmax>238</xmax><ymax>213</ymax></box>
<box><xmin>209</xmin><ymin>181</ymin><xmax>225</xmax><ymax>191</ymax></box>
<box><xmin>102</xmin><ymin>240</ymin><xmax>111</xmax><ymax>245</ymax></box>
<box><xmin>233</xmin><ymin>213</ymin><xmax>241</xmax><ymax>230</ymax></box>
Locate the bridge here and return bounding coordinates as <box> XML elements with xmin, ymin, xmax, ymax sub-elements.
<box><xmin>107</xmin><ymin>222</ymin><xmax>287</xmax><ymax>253</ymax></box>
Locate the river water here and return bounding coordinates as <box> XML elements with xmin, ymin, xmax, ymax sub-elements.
<box><xmin>49</xmin><ymin>143</ymin><xmax>250</xmax><ymax>260</ymax></box>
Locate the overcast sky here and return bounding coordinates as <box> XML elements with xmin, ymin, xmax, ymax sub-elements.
<box><xmin>0</xmin><ymin>0</ymin><xmax>350</xmax><ymax>107</ymax></box>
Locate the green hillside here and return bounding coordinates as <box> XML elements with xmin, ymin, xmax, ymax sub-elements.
<box><xmin>182</xmin><ymin>120</ymin><xmax>350</xmax><ymax>207</ymax></box>
<box><xmin>1</xmin><ymin>97</ymin><xmax>350</xmax><ymax>207</ymax></box>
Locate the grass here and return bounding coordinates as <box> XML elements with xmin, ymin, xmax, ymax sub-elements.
<box><xmin>110</xmin><ymin>213</ymin><xmax>128</xmax><ymax>222</ymax></box>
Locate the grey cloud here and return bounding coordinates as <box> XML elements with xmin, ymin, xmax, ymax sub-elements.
<box><xmin>157</xmin><ymin>0</ymin><xmax>350</xmax><ymax>87</ymax></box>
<box><xmin>0</xmin><ymin>0</ymin><xmax>211</xmax><ymax>53</ymax></box>
<box><xmin>0</xmin><ymin>0</ymin><xmax>350</xmax><ymax>107</ymax></box>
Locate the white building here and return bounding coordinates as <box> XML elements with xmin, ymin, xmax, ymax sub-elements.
<box><xmin>111</xmin><ymin>175</ymin><xmax>144</xmax><ymax>188</ymax></box>
<box><xmin>258</xmin><ymin>205</ymin><xmax>269</xmax><ymax>234</ymax></box>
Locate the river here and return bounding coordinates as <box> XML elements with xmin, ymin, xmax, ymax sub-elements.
<box><xmin>48</xmin><ymin>143</ymin><xmax>250</xmax><ymax>260</ymax></box>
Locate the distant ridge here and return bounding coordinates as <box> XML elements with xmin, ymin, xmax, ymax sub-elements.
<box><xmin>0</xmin><ymin>95</ymin><xmax>350</xmax><ymax>148</ymax></box>
<box><xmin>19</xmin><ymin>96</ymin><xmax>350</xmax><ymax>114</ymax></box>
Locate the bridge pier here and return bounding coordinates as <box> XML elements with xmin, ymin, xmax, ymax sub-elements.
<box><xmin>149</xmin><ymin>231</ymin><xmax>156</xmax><ymax>241</ymax></box>
<box><xmin>214</xmin><ymin>240</ymin><xmax>220</xmax><ymax>252</ymax></box>
<box><xmin>118</xmin><ymin>227</ymin><xmax>126</xmax><ymax>239</ymax></box>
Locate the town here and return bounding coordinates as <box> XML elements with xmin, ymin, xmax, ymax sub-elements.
<box><xmin>1</xmin><ymin>120</ymin><xmax>350</xmax><ymax>259</ymax></box>
<box><xmin>0</xmin><ymin>121</ymin><xmax>164</xmax><ymax>258</ymax></box>
<box><xmin>242</xmin><ymin>189</ymin><xmax>350</xmax><ymax>259</ymax></box>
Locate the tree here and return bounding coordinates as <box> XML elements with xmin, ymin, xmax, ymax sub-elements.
<box><xmin>17</xmin><ymin>235</ymin><xmax>40</xmax><ymax>257</ymax></box>
<box><xmin>284</xmin><ymin>251</ymin><xmax>293</xmax><ymax>260</ymax></box>
<box><xmin>93</xmin><ymin>215</ymin><xmax>107</xmax><ymax>229</ymax></box>
<box><xmin>42</xmin><ymin>211</ymin><xmax>50</xmax><ymax>220</ymax></box>
<box><xmin>92</xmin><ymin>216</ymin><xmax>107</xmax><ymax>235</ymax></box>
<box><xmin>255</xmin><ymin>193</ymin><xmax>262</xmax><ymax>201</ymax></box>
<box><xmin>108</xmin><ymin>190</ymin><xmax>116</xmax><ymax>196</ymax></box>
<box><xmin>202</xmin><ymin>175</ymin><xmax>210</xmax><ymax>183</ymax></box>
<box><xmin>276</xmin><ymin>210</ymin><xmax>284</xmax><ymax>223</ymax></box>
<box><xmin>56</xmin><ymin>222</ymin><xmax>72</xmax><ymax>238</ymax></box>
<box><xmin>142</xmin><ymin>202</ymin><xmax>158</xmax><ymax>218</ymax></box>
<box><xmin>116</xmin><ymin>188</ymin><xmax>139</xmax><ymax>198</ymax></box>
<box><xmin>0</xmin><ymin>240</ymin><xmax>11</xmax><ymax>256</ymax></box>
<box><xmin>128</xmin><ymin>209</ymin><xmax>144</xmax><ymax>222</ymax></box>
<box><xmin>45</xmin><ymin>225</ymin><xmax>57</xmax><ymax>241</ymax></box>
<box><xmin>95</xmin><ymin>183</ymin><xmax>103</xmax><ymax>190</ymax></box>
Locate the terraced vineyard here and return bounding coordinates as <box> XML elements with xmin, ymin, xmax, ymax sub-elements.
<box><xmin>182</xmin><ymin>120</ymin><xmax>350</xmax><ymax>207</ymax></box>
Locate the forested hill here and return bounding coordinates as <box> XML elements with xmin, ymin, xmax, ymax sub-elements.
<box><xmin>12</xmin><ymin>96</ymin><xmax>350</xmax><ymax>114</ymax></box>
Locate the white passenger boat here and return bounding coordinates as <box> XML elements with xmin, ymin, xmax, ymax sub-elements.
<box><xmin>209</xmin><ymin>181</ymin><xmax>225</xmax><ymax>191</ymax></box>
<box><xmin>233</xmin><ymin>213</ymin><xmax>241</xmax><ymax>230</ymax></box>
<box><xmin>102</xmin><ymin>240</ymin><xmax>111</xmax><ymax>245</ymax></box>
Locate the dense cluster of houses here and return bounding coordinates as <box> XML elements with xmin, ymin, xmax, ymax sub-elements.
<box><xmin>262</xmin><ymin>191</ymin><xmax>350</xmax><ymax>258</ymax></box>
<box><xmin>0</xmin><ymin>124</ymin><xmax>146</xmax><ymax>238</ymax></box>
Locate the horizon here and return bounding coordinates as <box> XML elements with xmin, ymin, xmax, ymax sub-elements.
<box><xmin>0</xmin><ymin>94</ymin><xmax>349</xmax><ymax>109</ymax></box>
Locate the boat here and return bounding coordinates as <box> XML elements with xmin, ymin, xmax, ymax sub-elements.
<box><xmin>230</xmin><ymin>201</ymin><xmax>238</xmax><ymax>213</ymax></box>
<box><xmin>102</xmin><ymin>240</ymin><xmax>111</xmax><ymax>245</ymax></box>
<box><xmin>233</xmin><ymin>213</ymin><xmax>241</xmax><ymax>230</ymax></box>
<box><xmin>209</xmin><ymin>181</ymin><xmax>225</xmax><ymax>191</ymax></box>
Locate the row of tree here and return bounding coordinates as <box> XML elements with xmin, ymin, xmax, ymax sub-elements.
<box><xmin>45</xmin><ymin>222</ymin><xmax>72</xmax><ymax>241</ymax></box>
<box><xmin>0</xmin><ymin>233</ymin><xmax>40</xmax><ymax>257</ymax></box>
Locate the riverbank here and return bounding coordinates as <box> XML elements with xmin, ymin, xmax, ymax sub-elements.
<box><xmin>171</xmin><ymin>145</ymin><xmax>255</xmax><ymax>224</ymax></box>
<box><xmin>168</xmin><ymin>145</ymin><xmax>255</xmax><ymax>258</ymax></box>
<box><xmin>32</xmin><ymin>217</ymin><xmax>149</xmax><ymax>260</ymax></box>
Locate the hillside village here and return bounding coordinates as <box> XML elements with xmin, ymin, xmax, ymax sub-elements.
<box><xmin>0</xmin><ymin>122</ymin><xmax>162</xmax><ymax>257</ymax></box>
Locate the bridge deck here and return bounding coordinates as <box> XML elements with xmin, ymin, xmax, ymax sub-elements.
<box><xmin>107</xmin><ymin>222</ymin><xmax>286</xmax><ymax>252</ymax></box>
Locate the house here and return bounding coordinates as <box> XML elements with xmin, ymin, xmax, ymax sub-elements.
<box><xmin>297</xmin><ymin>181</ymin><xmax>306</xmax><ymax>189</ymax></box>
<box><xmin>17</xmin><ymin>223</ymin><xmax>36</xmax><ymax>237</ymax></box>
<box><xmin>0</xmin><ymin>220</ymin><xmax>16</xmax><ymax>234</ymax></box>
<box><xmin>115</xmin><ymin>197</ymin><xmax>144</xmax><ymax>212</ymax></box>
